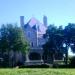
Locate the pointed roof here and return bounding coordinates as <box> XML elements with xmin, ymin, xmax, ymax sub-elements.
<box><xmin>32</xmin><ymin>25</ymin><xmax>37</xmax><ymax>30</ymax></box>
<box><xmin>24</xmin><ymin>23</ymin><xmax>28</xmax><ymax>28</ymax></box>
<box><xmin>26</xmin><ymin>17</ymin><xmax>47</xmax><ymax>34</ymax></box>
<box><xmin>28</xmin><ymin>17</ymin><xmax>41</xmax><ymax>27</ymax></box>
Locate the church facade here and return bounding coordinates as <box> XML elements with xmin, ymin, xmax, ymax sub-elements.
<box><xmin>20</xmin><ymin>16</ymin><xmax>47</xmax><ymax>62</ymax></box>
<box><xmin>20</xmin><ymin>16</ymin><xmax>64</xmax><ymax>65</ymax></box>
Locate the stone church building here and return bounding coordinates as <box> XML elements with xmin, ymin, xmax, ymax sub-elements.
<box><xmin>20</xmin><ymin>16</ymin><xmax>47</xmax><ymax>63</ymax></box>
<box><xmin>20</xmin><ymin>16</ymin><xmax>63</xmax><ymax>65</ymax></box>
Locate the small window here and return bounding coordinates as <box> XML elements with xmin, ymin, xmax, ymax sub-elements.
<box><xmin>32</xmin><ymin>42</ymin><xmax>33</xmax><ymax>47</ymax></box>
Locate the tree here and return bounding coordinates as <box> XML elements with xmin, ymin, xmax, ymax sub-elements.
<box><xmin>0</xmin><ymin>24</ymin><xmax>29</xmax><ymax>67</ymax></box>
<box><xmin>43</xmin><ymin>25</ymin><xmax>64</xmax><ymax>64</ymax></box>
<box><xmin>7</xmin><ymin>24</ymin><xmax>29</xmax><ymax>53</ymax></box>
<box><xmin>64</xmin><ymin>23</ymin><xmax>75</xmax><ymax>65</ymax></box>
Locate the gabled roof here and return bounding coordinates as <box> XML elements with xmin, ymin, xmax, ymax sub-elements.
<box><xmin>24</xmin><ymin>17</ymin><xmax>47</xmax><ymax>34</ymax></box>
<box><xmin>24</xmin><ymin>23</ymin><xmax>29</xmax><ymax>28</ymax></box>
<box><xmin>32</xmin><ymin>25</ymin><xmax>37</xmax><ymax>30</ymax></box>
<box><xmin>28</xmin><ymin>17</ymin><xmax>40</xmax><ymax>27</ymax></box>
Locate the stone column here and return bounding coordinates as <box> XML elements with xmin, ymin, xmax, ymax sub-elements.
<box><xmin>26</xmin><ymin>53</ymin><xmax>29</xmax><ymax>62</ymax></box>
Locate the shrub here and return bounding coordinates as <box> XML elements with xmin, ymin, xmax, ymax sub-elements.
<box><xmin>69</xmin><ymin>56</ymin><xmax>75</xmax><ymax>67</ymax></box>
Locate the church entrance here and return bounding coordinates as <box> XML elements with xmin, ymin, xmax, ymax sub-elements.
<box><xmin>29</xmin><ymin>52</ymin><xmax>41</xmax><ymax>60</ymax></box>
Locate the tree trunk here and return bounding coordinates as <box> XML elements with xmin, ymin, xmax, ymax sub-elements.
<box><xmin>65</xmin><ymin>45</ymin><xmax>68</xmax><ymax>65</ymax></box>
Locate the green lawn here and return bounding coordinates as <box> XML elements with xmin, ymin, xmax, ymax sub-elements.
<box><xmin>0</xmin><ymin>68</ymin><xmax>75</xmax><ymax>75</ymax></box>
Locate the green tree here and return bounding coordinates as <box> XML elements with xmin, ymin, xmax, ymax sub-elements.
<box><xmin>64</xmin><ymin>23</ymin><xmax>75</xmax><ymax>65</ymax></box>
<box><xmin>43</xmin><ymin>25</ymin><xmax>64</xmax><ymax>64</ymax></box>
<box><xmin>0</xmin><ymin>24</ymin><xmax>29</xmax><ymax>67</ymax></box>
<box><xmin>7</xmin><ymin>24</ymin><xmax>29</xmax><ymax>53</ymax></box>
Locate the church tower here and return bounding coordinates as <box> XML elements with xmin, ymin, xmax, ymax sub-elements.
<box><xmin>43</xmin><ymin>15</ymin><xmax>48</xmax><ymax>26</ymax></box>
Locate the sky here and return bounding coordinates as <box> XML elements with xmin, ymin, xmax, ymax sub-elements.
<box><xmin>0</xmin><ymin>0</ymin><xmax>75</xmax><ymax>55</ymax></box>
<box><xmin>0</xmin><ymin>0</ymin><xmax>75</xmax><ymax>27</ymax></box>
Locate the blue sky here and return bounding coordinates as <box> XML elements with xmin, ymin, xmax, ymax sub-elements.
<box><xmin>0</xmin><ymin>0</ymin><xmax>75</xmax><ymax>55</ymax></box>
<box><xmin>0</xmin><ymin>0</ymin><xmax>75</xmax><ymax>27</ymax></box>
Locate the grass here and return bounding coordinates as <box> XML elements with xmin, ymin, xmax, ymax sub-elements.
<box><xmin>0</xmin><ymin>68</ymin><xmax>75</xmax><ymax>75</ymax></box>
